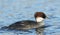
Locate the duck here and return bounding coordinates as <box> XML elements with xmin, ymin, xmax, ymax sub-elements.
<box><xmin>1</xmin><ymin>12</ymin><xmax>46</xmax><ymax>31</ymax></box>
<box><xmin>3</xmin><ymin>12</ymin><xmax>46</xmax><ymax>34</ymax></box>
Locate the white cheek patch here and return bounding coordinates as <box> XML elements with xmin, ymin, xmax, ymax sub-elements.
<box><xmin>36</xmin><ymin>17</ymin><xmax>44</xmax><ymax>22</ymax></box>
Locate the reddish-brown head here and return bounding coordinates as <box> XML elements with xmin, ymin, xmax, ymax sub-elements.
<box><xmin>34</xmin><ymin>12</ymin><xmax>46</xmax><ymax>22</ymax></box>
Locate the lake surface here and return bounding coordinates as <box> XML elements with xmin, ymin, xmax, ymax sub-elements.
<box><xmin>0</xmin><ymin>0</ymin><xmax>60</xmax><ymax>35</ymax></box>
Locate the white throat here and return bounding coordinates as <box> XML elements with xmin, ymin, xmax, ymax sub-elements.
<box><xmin>36</xmin><ymin>17</ymin><xmax>44</xmax><ymax>22</ymax></box>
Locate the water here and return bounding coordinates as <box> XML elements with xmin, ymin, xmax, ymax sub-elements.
<box><xmin>0</xmin><ymin>0</ymin><xmax>60</xmax><ymax>35</ymax></box>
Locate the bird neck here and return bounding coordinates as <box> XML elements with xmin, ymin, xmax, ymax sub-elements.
<box><xmin>37</xmin><ymin>21</ymin><xmax>44</xmax><ymax>27</ymax></box>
